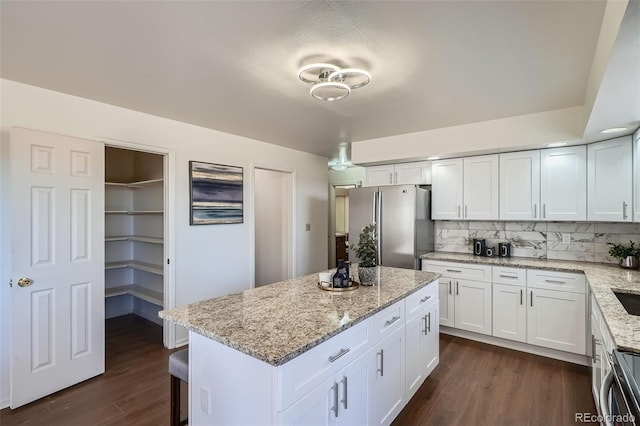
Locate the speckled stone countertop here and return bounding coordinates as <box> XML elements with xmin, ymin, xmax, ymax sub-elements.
<box><xmin>422</xmin><ymin>252</ymin><xmax>640</xmax><ymax>354</ymax></box>
<box><xmin>159</xmin><ymin>266</ymin><xmax>439</xmax><ymax>366</ymax></box>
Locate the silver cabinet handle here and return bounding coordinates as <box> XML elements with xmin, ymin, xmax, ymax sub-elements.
<box><xmin>420</xmin><ymin>295</ymin><xmax>431</xmax><ymax>304</ymax></box>
<box><xmin>542</xmin><ymin>203</ymin><xmax>546</xmax><ymax>218</ymax></box>
<box><xmin>422</xmin><ymin>315</ymin><xmax>428</xmax><ymax>335</ymax></box>
<box><xmin>446</xmin><ymin>269</ymin><xmax>462</xmax><ymax>273</ymax></box>
<box><xmin>385</xmin><ymin>316</ymin><xmax>401</xmax><ymax>326</ymax></box>
<box><xmin>448</xmin><ymin>280</ymin><xmax>452</xmax><ymax>294</ymax></box>
<box><xmin>499</xmin><ymin>274</ymin><xmax>518</xmax><ymax>279</ymax></box>
<box><xmin>530</xmin><ymin>290</ymin><xmax>533</xmax><ymax>307</ymax></box>
<box><xmin>377</xmin><ymin>350</ymin><xmax>384</xmax><ymax>376</ymax></box>
<box><xmin>427</xmin><ymin>312</ymin><xmax>431</xmax><ymax>333</ymax></box>
<box><xmin>457</xmin><ymin>205</ymin><xmax>461</xmax><ymax>218</ymax></box>
<box><xmin>544</xmin><ymin>279</ymin><xmax>566</xmax><ymax>284</ymax></box>
<box><xmin>340</xmin><ymin>376</ymin><xmax>348</xmax><ymax>409</ymax></box>
<box><xmin>533</xmin><ymin>203</ymin><xmax>537</xmax><ymax>219</ymax></box>
<box><xmin>456</xmin><ymin>281</ymin><xmax>459</xmax><ymax>295</ymax></box>
<box><xmin>520</xmin><ymin>289</ymin><xmax>523</xmax><ymax>305</ymax></box>
<box><xmin>623</xmin><ymin>201</ymin><xmax>628</xmax><ymax>219</ymax></box>
<box><xmin>464</xmin><ymin>205</ymin><xmax>468</xmax><ymax>218</ymax></box>
<box><xmin>329</xmin><ymin>348</ymin><xmax>350</xmax><ymax>363</ymax></box>
<box><xmin>331</xmin><ymin>382</ymin><xmax>339</xmax><ymax>417</ymax></box>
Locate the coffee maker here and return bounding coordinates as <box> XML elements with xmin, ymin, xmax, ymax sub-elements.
<box><xmin>499</xmin><ymin>242</ymin><xmax>512</xmax><ymax>258</ymax></box>
<box><xmin>473</xmin><ymin>239</ymin><xmax>486</xmax><ymax>256</ymax></box>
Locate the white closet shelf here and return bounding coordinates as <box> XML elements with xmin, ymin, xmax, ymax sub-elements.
<box><xmin>105</xmin><ymin>178</ymin><xmax>163</xmax><ymax>188</ymax></box>
<box><xmin>105</xmin><ymin>284</ymin><xmax>163</xmax><ymax>306</ymax></box>
<box><xmin>105</xmin><ymin>210</ymin><xmax>163</xmax><ymax>215</ymax></box>
<box><xmin>105</xmin><ymin>235</ymin><xmax>163</xmax><ymax>244</ymax></box>
<box><xmin>105</xmin><ymin>260</ymin><xmax>163</xmax><ymax>275</ymax></box>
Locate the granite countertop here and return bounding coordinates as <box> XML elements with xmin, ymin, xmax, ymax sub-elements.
<box><xmin>422</xmin><ymin>252</ymin><xmax>640</xmax><ymax>354</ymax></box>
<box><xmin>159</xmin><ymin>266</ymin><xmax>440</xmax><ymax>366</ymax></box>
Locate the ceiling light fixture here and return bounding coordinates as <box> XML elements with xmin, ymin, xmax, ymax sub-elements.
<box><xmin>298</xmin><ymin>63</ymin><xmax>371</xmax><ymax>101</ymax></box>
<box><xmin>546</xmin><ymin>142</ymin><xmax>567</xmax><ymax>148</ymax></box>
<box><xmin>600</xmin><ymin>127</ymin><xmax>628</xmax><ymax>134</ymax></box>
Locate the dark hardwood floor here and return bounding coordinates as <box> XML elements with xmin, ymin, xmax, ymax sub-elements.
<box><xmin>1</xmin><ymin>318</ymin><xmax>596</xmax><ymax>426</ymax></box>
<box><xmin>0</xmin><ymin>314</ymin><xmax>186</xmax><ymax>426</ymax></box>
<box><xmin>393</xmin><ymin>334</ymin><xmax>596</xmax><ymax>426</ymax></box>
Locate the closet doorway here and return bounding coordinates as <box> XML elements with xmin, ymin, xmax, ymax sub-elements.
<box><xmin>103</xmin><ymin>142</ymin><xmax>175</xmax><ymax>348</ymax></box>
<box><xmin>253</xmin><ymin>167</ymin><xmax>294</xmax><ymax>287</ymax></box>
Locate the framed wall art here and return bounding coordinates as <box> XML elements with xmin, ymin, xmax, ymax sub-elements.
<box><xmin>189</xmin><ymin>161</ymin><xmax>243</xmax><ymax>225</ymax></box>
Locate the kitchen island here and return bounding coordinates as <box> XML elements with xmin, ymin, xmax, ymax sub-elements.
<box><xmin>159</xmin><ymin>266</ymin><xmax>440</xmax><ymax>426</ymax></box>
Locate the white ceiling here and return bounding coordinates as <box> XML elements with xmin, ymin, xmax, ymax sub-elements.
<box><xmin>1</xmin><ymin>0</ymin><xmax>636</xmax><ymax>163</ymax></box>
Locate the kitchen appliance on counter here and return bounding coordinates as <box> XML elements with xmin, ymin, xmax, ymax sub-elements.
<box><xmin>499</xmin><ymin>242</ymin><xmax>512</xmax><ymax>258</ymax></box>
<box><xmin>473</xmin><ymin>239</ymin><xmax>486</xmax><ymax>256</ymax></box>
<box><xmin>601</xmin><ymin>350</ymin><xmax>640</xmax><ymax>425</ymax></box>
<box><xmin>349</xmin><ymin>185</ymin><xmax>433</xmax><ymax>270</ymax></box>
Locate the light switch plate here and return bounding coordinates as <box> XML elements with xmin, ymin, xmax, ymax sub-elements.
<box><xmin>562</xmin><ymin>234</ymin><xmax>571</xmax><ymax>245</ymax></box>
<box><xmin>306</xmin><ymin>223</ymin><xmax>311</xmax><ymax>231</ymax></box>
<box><xmin>200</xmin><ymin>387</ymin><xmax>210</xmax><ymax>414</ymax></box>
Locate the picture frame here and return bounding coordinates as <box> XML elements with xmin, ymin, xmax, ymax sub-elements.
<box><xmin>189</xmin><ymin>161</ymin><xmax>243</xmax><ymax>225</ymax></box>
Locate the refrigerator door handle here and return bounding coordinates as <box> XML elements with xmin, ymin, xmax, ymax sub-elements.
<box><xmin>372</xmin><ymin>192</ymin><xmax>377</xmax><ymax>226</ymax></box>
<box><xmin>377</xmin><ymin>191</ymin><xmax>382</xmax><ymax>265</ymax></box>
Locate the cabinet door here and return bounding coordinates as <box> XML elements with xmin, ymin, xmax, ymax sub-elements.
<box><xmin>463</xmin><ymin>155</ymin><xmax>499</xmax><ymax>220</ymax></box>
<box><xmin>590</xmin><ymin>314</ymin><xmax>603</xmax><ymax>408</ymax></box>
<box><xmin>541</xmin><ymin>145</ymin><xmax>586</xmax><ymax>221</ymax></box>
<box><xmin>372</xmin><ymin>327</ymin><xmax>404</xmax><ymax>426</ymax></box>
<box><xmin>492</xmin><ymin>283</ymin><xmax>526</xmax><ymax>343</ymax></box>
<box><xmin>404</xmin><ymin>311</ymin><xmax>424</xmax><ymax>401</ymax></box>
<box><xmin>438</xmin><ymin>278</ymin><xmax>455</xmax><ymax>328</ymax></box>
<box><xmin>422</xmin><ymin>301</ymin><xmax>439</xmax><ymax>378</ymax></box>
<box><xmin>394</xmin><ymin>162</ymin><xmax>430</xmax><ymax>185</ymax></box>
<box><xmin>587</xmin><ymin>137</ymin><xmax>633</xmax><ymax>222</ymax></box>
<box><xmin>280</xmin><ymin>376</ymin><xmax>334</xmax><ymax>426</ymax></box>
<box><xmin>499</xmin><ymin>150</ymin><xmax>540</xmax><ymax>220</ymax></box>
<box><xmin>634</xmin><ymin>130</ymin><xmax>640</xmax><ymax>222</ymax></box>
<box><xmin>454</xmin><ymin>279</ymin><xmax>492</xmax><ymax>335</ymax></box>
<box><xmin>527</xmin><ymin>289</ymin><xmax>586</xmax><ymax>355</ymax></box>
<box><xmin>337</xmin><ymin>350</ymin><xmax>374</xmax><ymax>426</ymax></box>
<box><xmin>365</xmin><ymin>165</ymin><xmax>394</xmax><ymax>187</ymax></box>
<box><xmin>431</xmin><ymin>159</ymin><xmax>463</xmax><ymax>220</ymax></box>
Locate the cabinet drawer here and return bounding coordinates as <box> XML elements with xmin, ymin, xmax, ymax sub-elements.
<box><xmin>278</xmin><ymin>316</ymin><xmax>373</xmax><ymax>410</ymax></box>
<box><xmin>374</xmin><ymin>299</ymin><xmax>405</xmax><ymax>344</ymax></box>
<box><xmin>527</xmin><ymin>269</ymin><xmax>586</xmax><ymax>294</ymax></box>
<box><xmin>424</xmin><ymin>261</ymin><xmax>492</xmax><ymax>282</ymax></box>
<box><xmin>492</xmin><ymin>266</ymin><xmax>526</xmax><ymax>287</ymax></box>
<box><xmin>406</xmin><ymin>281</ymin><xmax>438</xmax><ymax>320</ymax></box>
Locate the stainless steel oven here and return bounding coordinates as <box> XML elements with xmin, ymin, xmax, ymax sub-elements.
<box><xmin>601</xmin><ymin>350</ymin><xmax>640</xmax><ymax>426</ymax></box>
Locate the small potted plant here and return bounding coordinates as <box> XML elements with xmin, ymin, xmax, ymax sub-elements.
<box><xmin>354</xmin><ymin>224</ymin><xmax>378</xmax><ymax>285</ymax></box>
<box><xmin>607</xmin><ymin>241</ymin><xmax>640</xmax><ymax>269</ymax></box>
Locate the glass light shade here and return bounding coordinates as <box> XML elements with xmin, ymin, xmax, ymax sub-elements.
<box><xmin>310</xmin><ymin>82</ymin><xmax>351</xmax><ymax>101</ymax></box>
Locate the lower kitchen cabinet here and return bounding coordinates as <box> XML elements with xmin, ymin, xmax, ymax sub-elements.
<box><xmin>372</xmin><ymin>326</ymin><xmax>405</xmax><ymax>426</ymax></box>
<box><xmin>454</xmin><ymin>279</ymin><xmax>492</xmax><ymax>335</ymax></box>
<box><xmin>492</xmin><ymin>283</ymin><xmax>527</xmax><ymax>343</ymax></box>
<box><xmin>438</xmin><ymin>278</ymin><xmax>455</xmax><ymax>327</ymax></box>
<box><xmin>405</xmin><ymin>298</ymin><xmax>439</xmax><ymax>401</ymax></box>
<box><xmin>281</xmin><ymin>349</ymin><xmax>375</xmax><ymax>426</ymax></box>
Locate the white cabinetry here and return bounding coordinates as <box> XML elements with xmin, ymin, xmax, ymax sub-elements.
<box><xmin>431</xmin><ymin>158</ymin><xmax>463</xmax><ymax>219</ymax></box>
<box><xmin>587</xmin><ymin>136</ymin><xmax>633</xmax><ymax>222</ymax></box>
<box><xmin>526</xmin><ymin>269</ymin><xmax>586</xmax><ymax>355</ymax></box>
<box><xmin>499</xmin><ymin>150</ymin><xmax>540</xmax><ymax>220</ymax></box>
<box><xmin>541</xmin><ymin>145</ymin><xmax>587</xmax><ymax>221</ymax></box>
<box><xmin>404</xmin><ymin>282</ymin><xmax>439</xmax><ymax>402</ymax></box>
<box><xmin>634</xmin><ymin>129</ymin><xmax>640</xmax><ymax>222</ymax></box>
<box><xmin>590</xmin><ymin>294</ymin><xmax>614</xmax><ymax>411</ymax></box>
<box><xmin>492</xmin><ymin>267</ymin><xmax>527</xmax><ymax>343</ymax></box>
<box><xmin>422</xmin><ymin>261</ymin><xmax>492</xmax><ymax>335</ymax></box>
<box><xmin>364</xmin><ymin>162</ymin><xmax>430</xmax><ymax>187</ymax></box>
<box><xmin>432</xmin><ymin>155</ymin><xmax>498</xmax><ymax>220</ymax></box>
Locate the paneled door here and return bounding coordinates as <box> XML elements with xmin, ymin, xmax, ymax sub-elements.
<box><xmin>10</xmin><ymin>127</ymin><xmax>105</xmax><ymax>408</ymax></box>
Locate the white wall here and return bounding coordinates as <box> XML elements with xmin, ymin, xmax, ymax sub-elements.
<box><xmin>0</xmin><ymin>79</ymin><xmax>328</xmax><ymax>407</ymax></box>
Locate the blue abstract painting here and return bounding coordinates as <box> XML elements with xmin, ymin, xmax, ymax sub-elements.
<box><xmin>189</xmin><ymin>161</ymin><xmax>243</xmax><ymax>225</ymax></box>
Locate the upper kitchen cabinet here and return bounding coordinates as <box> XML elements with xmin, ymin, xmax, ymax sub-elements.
<box><xmin>363</xmin><ymin>161</ymin><xmax>430</xmax><ymax>187</ymax></box>
<box><xmin>432</xmin><ymin>155</ymin><xmax>498</xmax><ymax>220</ymax></box>
<box><xmin>634</xmin><ymin>130</ymin><xmax>640</xmax><ymax>222</ymax></box>
<box><xmin>499</xmin><ymin>150</ymin><xmax>540</xmax><ymax>220</ymax></box>
<box><xmin>587</xmin><ymin>136</ymin><xmax>633</xmax><ymax>222</ymax></box>
<box><xmin>540</xmin><ymin>145</ymin><xmax>586</xmax><ymax>221</ymax></box>
<box><xmin>431</xmin><ymin>158</ymin><xmax>463</xmax><ymax>219</ymax></box>
<box><xmin>463</xmin><ymin>155</ymin><xmax>499</xmax><ymax>220</ymax></box>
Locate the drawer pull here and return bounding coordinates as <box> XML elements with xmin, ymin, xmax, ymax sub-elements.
<box><xmin>420</xmin><ymin>295</ymin><xmax>431</xmax><ymax>304</ymax></box>
<box><xmin>329</xmin><ymin>348</ymin><xmax>350</xmax><ymax>363</ymax></box>
<box><xmin>530</xmin><ymin>290</ymin><xmax>533</xmax><ymax>307</ymax></box>
<box><xmin>499</xmin><ymin>274</ymin><xmax>518</xmax><ymax>279</ymax></box>
<box><xmin>385</xmin><ymin>316</ymin><xmax>401</xmax><ymax>326</ymax></box>
<box><xmin>446</xmin><ymin>269</ymin><xmax>462</xmax><ymax>273</ymax></box>
<box><xmin>449</xmin><ymin>280</ymin><xmax>452</xmax><ymax>294</ymax></box>
<box><xmin>377</xmin><ymin>349</ymin><xmax>384</xmax><ymax>376</ymax></box>
<box><xmin>544</xmin><ymin>279</ymin><xmax>566</xmax><ymax>284</ymax></box>
<box><xmin>520</xmin><ymin>289</ymin><xmax>523</xmax><ymax>305</ymax></box>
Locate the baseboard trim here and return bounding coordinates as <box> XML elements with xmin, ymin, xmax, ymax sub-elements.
<box><xmin>440</xmin><ymin>327</ymin><xmax>589</xmax><ymax>366</ymax></box>
<box><xmin>0</xmin><ymin>396</ymin><xmax>9</xmax><ymax>410</ymax></box>
<box><xmin>175</xmin><ymin>336</ymin><xmax>188</xmax><ymax>348</ymax></box>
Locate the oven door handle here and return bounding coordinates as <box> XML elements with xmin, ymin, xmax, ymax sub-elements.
<box><xmin>600</xmin><ymin>367</ymin><xmax>616</xmax><ymax>426</ymax></box>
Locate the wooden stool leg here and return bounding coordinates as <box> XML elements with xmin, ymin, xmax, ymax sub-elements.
<box><xmin>171</xmin><ymin>375</ymin><xmax>181</xmax><ymax>426</ymax></box>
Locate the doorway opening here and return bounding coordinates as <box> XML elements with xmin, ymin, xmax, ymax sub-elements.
<box><xmin>253</xmin><ymin>167</ymin><xmax>294</xmax><ymax>287</ymax></box>
<box><xmin>330</xmin><ymin>184</ymin><xmax>357</xmax><ymax>267</ymax></box>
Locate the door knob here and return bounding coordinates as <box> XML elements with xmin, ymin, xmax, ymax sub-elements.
<box><xmin>18</xmin><ymin>277</ymin><xmax>33</xmax><ymax>287</ymax></box>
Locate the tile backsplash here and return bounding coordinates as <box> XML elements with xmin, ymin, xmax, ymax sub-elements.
<box><xmin>434</xmin><ymin>221</ymin><xmax>640</xmax><ymax>264</ymax></box>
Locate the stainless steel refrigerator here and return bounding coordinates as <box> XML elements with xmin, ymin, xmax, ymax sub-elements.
<box><xmin>348</xmin><ymin>185</ymin><xmax>434</xmax><ymax>270</ymax></box>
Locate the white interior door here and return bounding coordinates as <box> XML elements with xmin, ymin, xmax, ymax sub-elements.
<box><xmin>10</xmin><ymin>127</ymin><xmax>105</xmax><ymax>408</ymax></box>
